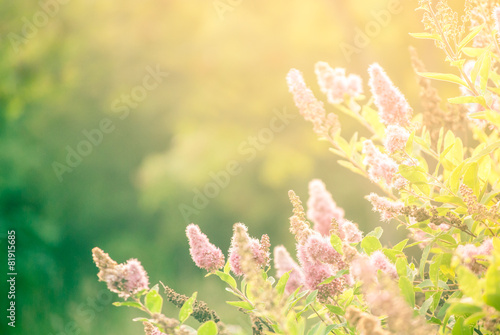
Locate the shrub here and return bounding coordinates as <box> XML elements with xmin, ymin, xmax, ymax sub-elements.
<box><xmin>92</xmin><ymin>1</ymin><xmax>500</xmax><ymax>334</ymax></box>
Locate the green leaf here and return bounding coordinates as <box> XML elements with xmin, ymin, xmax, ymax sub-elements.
<box><xmin>479</xmin><ymin>51</ymin><xmax>491</xmax><ymax>92</ymax></box>
<box><xmin>464</xmin><ymin>312</ymin><xmax>487</xmax><ymax>326</ymax></box>
<box><xmin>463</xmin><ymin>162</ymin><xmax>479</xmax><ymax>197</ymax></box>
<box><xmin>366</xmin><ymin>226</ymin><xmax>383</xmax><ymax>239</ymax></box>
<box><xmin>458</xmin><ymin>24</ymin><xmax>484</xmax><ymax>51</ymax></box>
<box><xmin>198</xmin><ymin>320</ymin><xmax>218</xmax><ymax>335</ymax></box>
<box><xmin>393</xmin><ymin>239</ymin><xmax>409</xmax><ymax>251</ymax></box>
<box><xmin>399</xmin><ymin>164</ymin><xmax>430</xmax><ymax>195</ymax></box>
<box><xmin>132</xmin><ymin>317</ymin><xmax>150</xmax><ymax>322</ymax></box>
<box><xmin>484</xmin><ymin>257</ymin><xmax>500</xmax><ymax>311</ymax></box>
<box><xmin>226</xmin><ymin>300</ymin><xmax>253</xmax><ymax>310</ymax></box>
<box><xmin>325</xmin><ymin>304</ymin><xmax>344</xmax><ymax>315</ymax></box>
<box><xmin>305</xmin><ymin>290</ymin><xmax>318</xmax><ymax>306</ymax></box>
<box><xmin>337</xmin><ymin>160</ymin><xmax>365</xmax><ymax>177</ymax></box>
<box><xmin>399</xmin><ymin>276</ymin><xmax>415</xmax><ymax>308</ymax></box>
<box><xmin>448</xmin><ymin>302</ymin><xmax>482</xmax><ymax>316</ymax></box>
<box><xmin>457</xmin><ymin>267</ymin><xmax>482</xmax><ymax>302</ymax></box>
<box><xmin>417</xmin><ymin>72</ymin><xmax>467</xmax><ymax>87</ymax></box>
<box><xmin>179</xmin><ymin>292</ymin><xmax>197</xmax><ymax>323</ymax></box>
<box><xmin>330</xmin><ymin>233</ymin><xmax>343</xmax><ymax>254</ymax></box>
<box><xmin>335</xmin><ymin>135</ymin><xmax>352</xmax><ymax>158</ymax></box>
<box><xmin>112</xmin><ymin>301</ymin><xmax>143</xmax><ymax>309</ymax></box>
<box><xmin>462</xmin><ymin>47</ymin><xmax>486</xmax><ymax>57</ymax></box>
<box><xmin>223</xmin><ymin>260</ymin><xmax>231</xmax><ymax>274</ymax></box>
<box><xmin>434</xmin><ymin>196</ymin><xmax>466</xmax><ymax>207</ymax></box>
<box><xmin>420</xmin><ymin>243</ymin><xmax>431</xmax><ymax>280</ymax></box>
<box><xmin>419</xmin><ymin>297</ymin><xmax>434</xmax><ymax>316</ymax></box>
<box><xmin>447</xmin><ymin>96</ymin><xmax>485</xmax><ymax>105</ymax></box>
<box><xmin>214</xmin><ymin>271</ymin><xmax>237</xmax><ymax>289</ymax></box>
<box><xmin>145</xmin><ymin>289</ymin><xmax>163</xmax><ymax>314</ymax></box>
<box><xmin>361</xmin><ymin>236</ymin><xmax>382</xmax><ymax>255</ymax></box>
<box><xmin>276</xmin><ymin>271</ymin><xmax>291</xmax><ymax>295</ymax></box>
<box><xmin>319</xmin><ymin>269</ymin><xmax>349</xmax><ymax>285</ymax></box>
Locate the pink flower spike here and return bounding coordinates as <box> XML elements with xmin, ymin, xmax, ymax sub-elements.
<box><xmin>186</xmin><ymin>224</ymin><xmax>225</xmax><ymax>272</ymax></box>
<box><xmin>124</xmin><ymin>259</ymin><xmax>150</xmax><ymax>295</ymax></box>
<box><xmin>368</xmin><ymin>63</ymin><xmax>412</xmax><ymax>127</ymax></box>
<box><xmin>304</xmin><ymin>233</ymin><xmax>343</xmax><ymax>265</ymax></box>
<box><xmin>362</xmin><ymin>140</ymin><xmax>398</xmax><ymax>187</ymax></box>
<box><xmin>307</xmin><ymin>179</ymin><xmax>345</xmax><ymax>236</ymax></box>
<box><xmin>366</xmin><ymin>192</ymin><xmax>404</xmax><ymax>222</ymax></box>
<box><xmin>340</xmin><ymin>220</ymin><xmax>363</xmax><ymax>243</ymax></box>
<box><xmin>286</xmin><ymin>69</ymin><xmax>326</xmax><ymax>132</ymax></box>
<box><xmin>384</xmin><ymin>125</ymin><xmax>410</xmax><ymax>153</ymax></box>
<box><xmin>228</xmin><ymin>223</ymin><xmax>269</xmax><ymax>276</ymax></box>
<box><xmin>273</xmin><ymin>245</ymin><xmax>305</xmax><ymax>294</ymax></box>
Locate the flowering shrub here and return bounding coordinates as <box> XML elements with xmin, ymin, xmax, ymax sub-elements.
<box><xmin>92</xmin><ymin>1</ymin><xmax>500</xmax><ymax>334</ymax></box>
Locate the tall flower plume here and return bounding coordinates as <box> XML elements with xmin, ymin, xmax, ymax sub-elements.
<box><xmin>228</xmin><ymin>223</ymin><xmax>270</xmax><ymax>276</ymax></box>
<box><xmin>287</xmin><ymin>68</ymin><xmax>340</xmax><ymax>137</ymax></box>
<box><xmin>186</xmin><ymin>224</ymin><xmax>225</xmax><ymax>272</ymax></box>
<box><xmin>92</xmin><ymin>247</ymin><xmax>149</xmax><ymax>299</ymax></box>
<box><xmin>307</xmin><ymin>179</ymin><xmax>345</xmax><ymax>236</ymax></box>
<box><xmin>273</xmin><ymin>245</ymin><xmax>305</xmax><ymax>294</ymax></box>
<box><xmin>368</xmin><ymin>63</ymin><xmax>412</xmax><ymax>127</ymax></box>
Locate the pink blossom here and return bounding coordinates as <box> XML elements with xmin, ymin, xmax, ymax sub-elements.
<box><xmin>124</xmin><ymin>259</ymin><xmax>150</xmax><ymax>294</ymax></box>
<box><xmin>366</xmin><ymin>193</ymin><xmax>404</xmax><ymax>222</ymax></box>
<box><xmin>384</xmin><ymin>125</ymin><xmax>410</xmax><ymax>153</ymax></box>
<box><xmin>186</xmin><ymin>224</ymin><xmax>225</xmax><ymax>272</ymax></box>
<box><xmin>307</xmin><ymin>179</ymin><xmax>345</xmax><ymax>236</ymax></box>
<box><xmin>296</xmin><ymin>242</ymin><xmax>345</xmax><ymax>299</ymax></box>
<box><xmin>340</xmin><ymin>220</ymin><xmax>363</xmax><ymax>243</ymax></box>
<box><xmin>363</xmin><ymin>140</ymin><xmax>398</xmax><ymax>186</ymax></box>
<box><xmin>315</xmin><ymin>62</ymin><xmax>363</xmax><ymax>104</ymax></box>
<box><xmin>369</xmin><ymin>251</ymin><xmax>398</xmax><ymax>278</ymax></box>
<box><xmin>303</xmin><ymin>233</ymin><xmax>344</xmax><ymax>266</ymax></box>
<box><xmin>409</xmin><ymin>228</ymin><xmax>431</xmax><ymax>249</ymax></box>
<box><xmin>368</xmin><ymin>63</ymin><xmax>412</xmax><ymax>127</ymax></box>
<box><xmin>346</xmin><ymin>74</ymin><xmax>363</xmax><ymax>97</ymax></box>
<box><xmin>457</xmin><ymin>239</ymin><xmax>494</xmax><ymax>273</ymax></box>
<box><xmin>287</xmin><ymin>69</ymin><xmax>326</xmax><ymax>133</ymax></box>
<box><xmin>228</xmin><ymin>223</ymin><xmax>270</xmax><ymax>276</ymax></box>
<box><xmin>273</xmin><ymin>245</ymin><xmax>305</xmax><ymax>294</ymax></box>
<box><xmin>350</xmin><ymin>256</ymin><xmax>376</xmax><ymax>283</ymax></box>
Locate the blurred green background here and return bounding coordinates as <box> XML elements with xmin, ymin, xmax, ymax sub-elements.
<box><xmin>0</xmin><ymin>0</ymin><xmax>456</xmax><ymax>334</ymax></box>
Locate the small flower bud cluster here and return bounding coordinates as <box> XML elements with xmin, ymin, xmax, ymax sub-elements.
<box><xmin>186</xmin><ymin>224</ymin><xmax>225</xmax><ymax>273</ymax></box>
<box><xmin>315</xmin><ymin>61</ymin><xmax>363</xmax><ymax>104</ymax></box>
<box><xmin>92</xmin><ymin>247</ymin><xmax>149</xmax><ymax>299</ymax></box>
<box><xmin>143</xmin><ymin>321</ymin><xmax>167</xmax><ymax>335</ymax></box>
